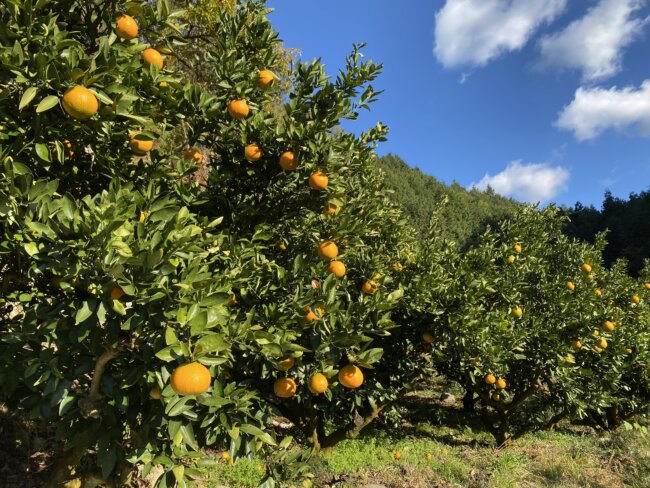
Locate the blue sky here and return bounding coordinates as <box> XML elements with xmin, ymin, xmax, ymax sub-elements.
<box><xmin>266</xmin><ymin>0</ymin><xmax>650</xmax><ymax>207</ymax></box>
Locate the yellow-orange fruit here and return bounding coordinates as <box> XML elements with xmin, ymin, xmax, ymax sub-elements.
<box><xmin>422</xmin><ymin>332</ymin><xmax>435</xmax><ymax>344</ymax></box>
<box><xmin>149</xmin><ymin>385</ymin><xmax>161</xmax><ymax>400</ymax></box>
<box><xmin>258</xmin><ymin>69</ymin><xmax>277</xmax><ymax>89</ymax></box>
<box><xmin>141</xmin><ymin>48</ymin><xmax>164</xmax><ymax>69</ymax></box>
<box><xmin>184</xmin><ymin>148</ymin><xmax>203</xmax><ymax>164</ymax></box>
<box><xmin>571</xmin><ymin>340</ymin><xmax>582</xmax><ymax>351</ymax></box>
<box><xmin>227</xmin><ymin>99</ymin><xmax>249</xmax><ymax>119</ymax></box>
<box><xmin>595</xmin><ymin>289</ymin><xmax>603</xmax><ymax>297</ymax></box>
<box><xmin>566</xmin><ymin>281</ymin><xmax>575</xmax><ymax>291</ymax></box>
<box><xmin>597</xmin><ymin>338</ymin><xmax>608</xmax><ymax>349</ymax></box>
<box><xmin>317</xmin><ymin>241</ymin><xmax>338</xmax><ymax>259</ymax></box>
<box><xmin>308</xmin><ymin>373</ymin><xmax>328</xmax><ymax>394</ymax></box>
<box><xmin>115</xmin><ymin>14</ymin><xmax>138</xmax><ymax>40</ymax></box>
<box><xmin>632</xmin><ymin>295</ymin><xmax>640</xmax><ymax>304</ymax></box>
<box><xmin>644</xmin><ymin>283</ymin><xmax>650</xmax><ymax>290</ymax></box>
<box><xmin>391</xmin><ymin>263</ymin><xmax>405</xmax><ymax>272</ymax></box>
<box><xmin>362</xmin><ymin>280</ymin><xmax>378</xmax><ymax>295</ymax></box>
<box><xmin>274</xmin><ymin>377</ymin><xmax>297</xmax><ymax>398</ymax></box>
<box><xmin>602</xmin><ymin>321</ymin><xmax>615</xmax><ymax>332</ymax></box>
<box><xmin>110</xmin><ymin>286</ymin><xmax>125</xmax><ymax>300</ymax></box>
<box><xmin>580</xmin><ymin>263</ymin><xmax>592</xmax><ymax>273</ymax></box>
<box><xmin>308</xmin><ymin>172</ymin><xmax>329</xmax><ymax>190</ymax></box>
<box><xmin>130</xmin><ymin>134</ymin><xmax>154</xmax><ymax>154</ymax></box>
<box><xmin>170</xmin><ymin>362</ymin><xmax>211</xmax><ymax>395</ymax></box>
<box><xmin>279</xmin><ymin>151</ymin><xmax>298</xmax><ymax>171</ymax></box>
<box><xmin>328</xmin><ymin>260</ymin><xmax>346</xmax><ymax>278</ymax></box>
<box><xmin>304</xmin><ymin>306</ymin><xmax>325</xmax><ymax>321</ymax></box>
<box><xmin>245</xmin><ymin>143</ymin><xmax>263</xmax><ymax>162</ymax></box>
<box><xmin>62</xmin><ymin>86</ymin><xmax>99</xmax><ymax>120</ymax></box>
<box><xmin>506</xmin><ymin>255</ymin><xmax>516</xmax><ymax>264</ymax></box>
<box><xmin>485</xmin><ymin>374</ymin><xmax>496</xmax><ymax>385</ymax></box>
<box><xmin>495</xmin><ymin>378</ymin><xmax>507</xmax><ymax>389</ymax></box>
<box><xmin>322</xmin><ymin>203</ymin><xmax>339</xmax><ymax>215</ymax></box>
<box><xmin>338</xmin><ymin>364</ymin><xmax>364</xmax><ymax>388</ymax></box>
<box><xmin>510</xmin><ymin>307</ymin><xmax>523</xmax><ymax>318</ymax></box>
<box><xmin>277</xmin><ymin>357</ymin><xmax>295</xmax><ymax>371</ymax></box>
<box><xmin>513</xmin><ymin>243</ymin><xmax>522</xmax><ymax>253</ymax></box>
<box><xmin>394</xmin><ymin>451</ymin><xmax>401</xmax><ymax>460</ymax></box>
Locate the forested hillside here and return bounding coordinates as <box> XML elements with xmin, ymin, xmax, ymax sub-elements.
<box><xmin>377</xmin><ymin>154</ymin><xmax>520</xmax><ymax>246</ymax></box>
<box><xmin>565</xmin><ymin>190</ymin><xmax>650</xmax><ymax>276</ymax></box>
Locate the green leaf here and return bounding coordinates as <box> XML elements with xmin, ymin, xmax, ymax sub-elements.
<box><xmin>23</xmin><ymin>242</ymin><xmax>39</xmax><ymax>256</ymax></box>
<box><xmin>100</xmin><ymin>447</ymin><xmax>118</xmax><ymax>479</ymax></box>
<box><xmin>36</xmin><ymin>95</ymin><xmax>59</xmax><ymax>113</ymax></box>
<box><xmin>75</xmin><ymin>301</ymin><xmax>95</xmax><ymax>324</ymax></box>
<box><xmin>19</xmin><ymin>87</ymin><xmax>39</xmax><ymax>110</ymax></box>
<box><xmin>34</xmin><ymin>143</ymin><xmax>51</xmax><ymax>162</ymax></box>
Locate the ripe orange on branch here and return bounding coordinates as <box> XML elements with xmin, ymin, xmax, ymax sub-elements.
<box><xmin>141</xmin><ymin>48</ymin><xmax>164</xmax><ymax>69</ymax></box>
<box><xmin>580</xmin><ymin>263</ymin><xmax>592</xmax><ymax>273</ymax></box>
<box><xmin>115</xmin><ymin>14</ymin><xmax>138</xmax><ymax>40</ymax></box>
<box><xmin>631</xmin><ymin>295</ymin><xmax>640</xmax><ymax>304</ymax></box>
<box><xmin>277</xmin><ymin>357</ymin><xmax>295</xmax><ymax>371</ymax></box>
<box><xmin>279</xmin><ymin>151</ymin><xmax>298</xmax><ymax>170</ymax></box>
<box><xmin>338</xmin><ymin>364</ymin><xmax>364</xmax><ymax>388</ymax></box>
<box><xmin>170</xmin><ymin>362</ymin><xmax>211</xmax><ymax>396</ymax></box>
<box><xmin>130</xmin><ymin>134</ymin><xmax>154</xmax><ymax>154</ymax></box>
<box><xmin>308</xmin><ymin>373</ymin><xmax>329</xmax><ymax>394</ymax></box>
<box><xmin>317</xmin><ymin>241</ymin><xmax>339</xmax><ymax>259</ymax></box>
<box><xmin>110</xmin><ymin>286</ymin><xmax>125</xmax><ymax>301</ymax></box>
<box><xmin>513</xmin><ymin>243</ymin><xmax>522</xmax><ymax>253</ymax></box>
<box><xmin>245</xmin><ymin>143</ymin><xmax>263</xmax><ymax>162</ymax></box>
<box><xmin>274</xmin><ymin>378</ymin><xmax>297</xmax><ymax>398</ymax></box>
<box><xmin>510</xmin><ymin>307</ymin><xmax>523</xmax><ymax>318</ymax></box>
<box><xmin>602</xmin><ymin>321</ymin><xmax>615</xmax><ymax>332</ymax></box>
<box><xmin>227</xmin><ymin>99</ymin><xmax>249</xmax><ymax>119</ymax></box>
<box><xmin>304</xmin><ymin>306</ymin><xmax>325</xmax><ymax>321</ymax></box>
<box><xmin>257</xmin><ymin>69</ymin><xmax>277</xmax><ymax>89</ymax></box>
<box><xmin>362</xmin><ymin>280</ymin><xmax>378</xmax><ymax>295</ymax></box>
<box><xmin>308</xmin><ymin>172</ymin><xmax>329</xmax><ymax>190</ymax></box>
<box><xmin>495</xmin><ymin>378</ymin><xmax>507</xmax><ymax>389</ymax></box>
<box><xmin>328</xmin><ymin>260</ymin><xmax>346</xmax><ymax>277</ymax></box>
<box><xmin>62</xmin><ymin>85</ymin><xmax>99</xmax><ymax>120</ymax></box>
<box><xmin>183</xmin><ymin>148</ymin><xmax>203</xmax><ymax>164</ymax></box>
<box><xmin>422</xmin><ymin>332</ymin><xmax>435</xmax><ymax>344</ymax></box>
<box><xmin>322</xmin><ymin>203</ymin><xmax>339</xmax><ymax>215</ymax></box>
<box><xmin>485</xmin><ymin>374</ymin><xmax>496</xmax><ymax>385</ymax></box>
<box><xmin>566</xmin><ymin>281</ymin><xmax>575</xmax><ymax>291</ymax></box>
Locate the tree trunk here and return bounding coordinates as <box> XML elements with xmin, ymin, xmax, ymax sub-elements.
<box><xmin>462</xmin><ymin>389</ymin><xmax>476</xmax><ymax>412</ymax></box>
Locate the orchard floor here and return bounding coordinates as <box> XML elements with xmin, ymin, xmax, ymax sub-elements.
<box><xmin>197</xmin><ymin>391</ymin><xmax>650</xmax><ymax>488</ymax></box>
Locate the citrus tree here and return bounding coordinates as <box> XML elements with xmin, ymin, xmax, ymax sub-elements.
<box><xmin>405</xmin><ymin>206</ymin><xmax>622</xmax><ymax>445</ymax></box>
<box><xmin>0</xmin><ymin>0</ymin><xmax>426</xmax><ymax>485</ymax></box>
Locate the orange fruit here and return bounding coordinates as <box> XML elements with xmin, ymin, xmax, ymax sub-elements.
<box><xmin>571</xmin><ymin>340</ymin><xmax>582</xmax><ymax>351</ymax></box>
<box><xmin>149</xmin><ymin>385</ymin><xmax>161</xmax><ymax>400</ymax></box>
<box><xmin>422</xmin><ymin>332</ymin><xmax>435</xmax><ymax>344</ymax></box>
<box><xmin>130</xmin><ymin>134</ymin><xmax>154</xmax><ymax>154</ymax></box>
<box><xmin>227</xmin><ymin>99</ymin><xmax>249</xmax><ymax>119</ymax></box>
<box><xmin>602</xmin><ymin>320</ymin><xmax>615</xmax><ymax>332</ymax></box>
<box><xmin>580</xmin><ymin>263</ymin><xmax>592</xmax><ymax>273</ymax></box>
<box><xmin>513</xmin><ymin>243</ymin><xmax>522</xmax><ymax>253</ymax></box>
<box><xmin>586</xmin><ymin>273</ymin><xmax>594</xmax><ymax>281</ymax></box>
<box><xmin>308</xmin><ymin>172</ymin><xmax>329</xmax><ymax>190</ymax></box>
<box><xmin>510</xmin><ymin>307</ymin><xmax>523</xmax><ymax>318</ymax></box>
<box><xmin>159</xmin><ymin>81</ymin><xmax>169</xmax><ymax>88</ymax></box>
<box><xmin>644</xmin><ymin>283</ymin><xmax>650</xmax><ymax>290</ymax></box>
<box><xmin>484</xmin><ymin>374</ymin><xmax>496</xmax><ymax>385</ymax></box>
<box><xmin>308</xmin><ymin>373</ymin><xmax>328</xmax><ymax>394</ymax></box>
<box><xmin>322</xmin><ymin>203</ymin><xmax>339</xmax><ymax>215</ymax></box>
<box><xmin>115</xmin><ymin>14</ymin><xmax>138</xmax><ymax>40</ymax></box>
<box><xmin>317</xmin><ymin>241</ymin><xmax>339</xmax><ymax>259</ymax></box>
<box><xmin>338</xmin><ymin>364</ymin><xmax>364</xmax><ymax>388</ymax></box>
<box><xmin>304</xmin><ymin>306</ymin><xmax>325</xmax><ymax>321</ymax></box>
<box><xmin>391</xmin><ymin>263</ymin><xmax>405</xmax><ymax>272</ymax></box>
<box><xmin>566</xmin><ymin>281</ymin><xmax>575</xmax><ymax>291</ymax></box>
<box><xmin>328</xmin><ymin>260</ymin><xmax>346</xmax><ymax>278</ymax></box>
<box><xmin>597</xmin><ymin>338</ymin><xmax>607</xmax><ymax>349</ymax></box>
<box><xmin>279</xmin><ymin>151</ymin><xmax>298</xmax><ymax>171</ymax></box>
<box><xmin>277</xmin><ymin>357</ymin><xmax>295</xmax><ymax>371</ymax></box>
<box><xmin>426</xmin><ymin>453</ymin><xmax>433</xmax><ymax>460</ymax></box>
<box><xmin>592</xmin><ymin>329</ymin><xmax>600</xmax><ymax>336</ymax></box>
<box><xmin>62</xmin><ymin>86</ymin><xmax>99</xmax><ymax>120</ymax></box>
<box><xmin>141</xmin><ymin>48</ymin><xmax>164</xmax><ymax>69</ymax></box>
<box><xmin>362</xmin><ymin>280</ymin><xmax>378</xmax><ymax>295</ymax></box>
<box><xmin>495</xmin><ymin>378</ymin><xmax>507</xmax><ymax>389</ymax></box>
<box><xmin>274</xmin><ymin>377</ymin><xmax>297</xmax><ymax>398</ymax></box>
<box><xmin>626</xmin><ymin>348</ymin><xmax>633</xmax><ymax>354</ymax></box>
<box><xmin>631</xmin><ymin>295</ymin><xmax>640</xmax><ymax>304</ymax></box>
<box><xmin>110</xmin><ymin>286</ymin><xmax>125</xmax><ymax>300</ymax></box>
<box><xmin>245</xmin><ymin>143</ymin><xmax>263</xmax><ymax>162</ymax></box>
<box><xmin>373</xmin><ymin>272</ymin><xmax>383</xmax><ymax>280</ymax></box>
<box><xmin>506</xmin><ymin>255</ymin><xmax>515</xmax><ymax>264</ymax></box>
<box><xmin>184</xmin><ymin>148</ymin><xmax>203</xmax><ymax>164</ymax></box>
<box><xmin>221</xmin><ymin>451</ymin><xmax>230</xmax><ymax>461</ymax></box>
<box><xmin>170</xmin><ymin>362</ymin><xmax>211</xmax><ymax>395</ymax></box>
<box><xmin>277</xmin><ymin>240</ymin><xmax>287</xmax><ymax>251</ymax></box>
<box><xmin>393</xmin><ymin>451</ymin><xmax>401</xmax><ymax>460</ymax></box>
<box><xmin>258</xmin><ymin>69</ymin><xmax>276</xmax><ymax>89</ymax></box>
<box><xmin>595</xmin><ymin>289</ymin><xmax>603</xmax><ymax>297</ymax></box>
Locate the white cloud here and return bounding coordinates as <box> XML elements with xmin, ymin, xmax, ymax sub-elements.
<box><xmin>538</xmin><ymin>0</ymin><xmax>648</xmax><ymax>81</ymax></box>
<box><xmin>471</xmin><ymin>161</ymin><xmax>570</xmax><ymax>202</ymax></box>
<box><xmin>434</xmin><ymin>0</ymin><xmax>568</xmax><ymax>68</ymax></box>
<box><xmin>556</xmin><ymin>80</ymin><xmax>650</xmax><ymax>140</ymax></box>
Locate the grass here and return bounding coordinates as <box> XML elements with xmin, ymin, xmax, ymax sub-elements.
<box><xmin>194</xmin><ymin>406</ymin><xmax>650</xmax><ymax>488</ymax></box>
